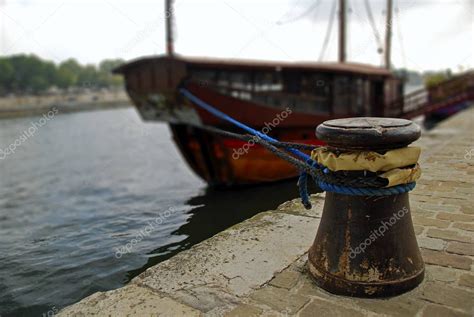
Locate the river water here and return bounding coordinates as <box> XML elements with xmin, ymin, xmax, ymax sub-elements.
<box><xmin>0</xmin><ymin>107</ymin><xmax>300</xmax><ymax>316</ymax></box>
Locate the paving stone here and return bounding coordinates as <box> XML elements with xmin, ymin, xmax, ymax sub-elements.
<box><xmin>172</xmin><ymin>286</ymin><xmax>240</xmax><ymax>313</ymax></box>
<box><xmin>443</xmin><ymin>199</ymin><xmax>473</xmax><ymax>210</ymax></box>
<box><xmin>224</xmin><ymin>304</ymin><xmax>263</xmax><ymax>317</ymax></box>
<box><xmin>453</xmin><ymin>222</ymin><xmax>474</xmax><ymax>232</ymax></box>
<box><xmin>134</xmin><ymin>211</ymin><xmax>318</xmax><ymax>298</ymax></box>
<box><xmin>440</xmin><ymin>199</ymin><xmax>470</xmax><ymax>206</ymax></box>
<box><xmin>277</xmin><ymin>195</ymin><xmax>324</xmax><ymax>219</ymax></box>
<box><xmin>410</xmin><ymin>195</ymin><xmax>431</xmax><ymax>203</ymax></box>
<box><xmin>426</xmin><ymin>265</ymin><xmax>457</xmax><ymax>282</ymax></box>
<box><xmin>414</xmin><ymin>225</ymin><xmax>424</xmax><ymax>235</ymax></box>
<box><xmin>299</xmin><ymin>298</ymin><xmax>364</xmax><ymax>317</ymax></box>
<box><xmin>458</xmin><ymin>274</ymin><xmax>474</xmax><ymax>288</ymax></box>
<box><xmin>426</xmin><ymin>229</ymin><xmax>472</xmax><ymax>243</ymax></box>
<box><xmin>446</xmin><ymin>242</ymin><xmax>474</xmax><ymax>256</ymax></box>
<box><xmin>435</xmin><ymin>192</ymin><xmax>471</xmax><ymax>200</ymax></box>
<box><xmin>58</xmin><ymin>284</ymin><xmax>201</xmax><ymax>317</ymax></box>
<box><xmin>250</xmin><ymin>286</ymin><xmax>309</xmax><ymax>314</ymax></box>
<box><xmin>421</xmin><ymin>249</ymin><xmax>472</xmax><ymax>270</ymax></box>
<box><xmin>437</xmin><ymin>213</ymin><xmax>474</xmax><ymax>223</ymax></box>
<box><xmin>269</xmin><ymin>270</ymin><xmax>300</xmax><ymax>290</ymax></box>
<box><xmin>288</xmin><ymin>254</ymin><xmax>309</xmax><ymax>273</ymax></box>
<box><xmin>420</xmin><ymin>282</ymin><xmax>474</xmax><ymax>312</ymax></box>
<box><xmin>295</xmin><ymin>275</ymin><xmax>333</xmax><ymax>300</ymax></box>
<box><xmin>419</xmin><ymin>203</ymin><xmax>461</xmax><ymax>212</ymax></box>
<box><xmin>412</xmin><ymin>208</ymin><xmax>437</xmax><ymax>219</ymax></box>
<box><xmin>354</xmin><ymin>297</ymin><xmax>424</xmax><ymax>317</ymax></box>
<box><xmin>417</xmin><ymin>236</ymin><xmax>447</xmax><ymax>251</ymax></box>
<box><xmin>460</xmin><ymin>205</ymin><xmax>474</xmax><ymax>214</ymax></box>
<box><xmin>422</xmin><ymin>304</ymin><xmax>471</xmax><ymax>317</ymax></box>
<box><xmin>413</xmin><ymin>216</ymin><xmax>450</xmax><ymax>228</ymax></box>
<box><xmin>454</xmin><ymin>187</ymin><xmax>474</xmax><ymax>194</ymax></box>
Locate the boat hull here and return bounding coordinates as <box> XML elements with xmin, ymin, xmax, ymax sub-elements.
<box><xmin>170</xmin><ymin>124</ymin><xmax>323</xmax><ymax>186</ymax></box>
<box><xmin>128</xmin><ymin>84</ymin><xmax>328</xmax><ymax>185</ymax></box>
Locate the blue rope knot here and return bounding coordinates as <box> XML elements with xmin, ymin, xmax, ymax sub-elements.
<box><xmin>292</xmin><ymin>150</ymin><xmax>418</xmax><ymax>209</ymax></box>
<box><xmin>295</xmin><ymin>152</ymin><xmax>416</xmax><ymax>210</ymax></box>
<box><xmin>317</xmin><ymin>180</ymin><xmax>416</xmax><ymax>196</ymax></box>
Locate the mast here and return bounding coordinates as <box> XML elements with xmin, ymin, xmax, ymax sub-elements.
<box><xmin>165</xmin><ymin>0</ymin><xmax>174</xmax><ymax>57</ymax></box>
<box><xmin>338</xmin><ymin>0</ymin><xmax>346</xmax><ymax>63</ymax></box>
<box><xmin>384</xmin><ymin>0</ymin><xmax>393</xmax><ymax>69</ymax></box>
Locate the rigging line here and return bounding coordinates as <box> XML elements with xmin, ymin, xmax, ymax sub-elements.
<box><xmin>347</xmin><ymin>0</ymin><xmax>356</xmax><ymax>59</ymax></box>
<box><xmin>379</xmin><ymin>0</ymin><xmax>386</xmax><ymax>39</ymax></box>
<box><xmin>276</xmin><ymin>0</ymin><xmax>305</xmax><ymax>23</ymax></box>
<box><xmin>363</xmin><ymin>0</ymin><xmax>383</xmax><ymax>51</ymax></box>
<box><xmin>395</xmin><ymin>1</ymin><xmax>407</xmax><ymax>68</ymax></box>
<box><xmin>277</xmin><ymin>0</ymin><xmax>322</xmax><ymax>25</ymax></box>
<box><xmin>318</xmin><ymin>0</ymin><xmax>337</xmax><ymax>61</ymax></box>
<box><xmin>379</xmin><ymin>0</ymin><xmax>387</xmax><ymax>66</ymax></box>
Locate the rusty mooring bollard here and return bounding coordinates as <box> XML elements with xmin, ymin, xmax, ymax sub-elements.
<box><xmin>308</xmin><ymin>117</ymin><xmax>424</xmax><ymax>297</ymax></box>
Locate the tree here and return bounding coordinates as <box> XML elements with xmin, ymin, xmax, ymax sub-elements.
<box><xmin>8</xmin><ymin>54</ymin><xmax>51</xmax><ymax>93</ymax></box>
<box><xmin>98</xmin><ymin>59</ymin><xmax>125</xmax><ymax>87</ymax></box>
<box><xmin>99</xmin><ymin>59</ymin><xmax>124</xmax><ymax>73</ymax></box>
<box><xmin>0</xmin><ymin>58</ymin><xmax>14</xmax><ymax>95</ymax></box>
<box><xmin>55</xmin><ymin>66</ymin><xmax>76</xmax><ymax>89</ymax></box>
<box><xmin>0</xmin><ymin>54</ymin><xmax>125</xmax><ymax>94</ymax></box>
<box><xmin>57</xmin><ymin>58</ymin><xmax>81</xmax><ymax>87</ymax></box>
<box><xmin>77</xmin><ymin>64</ymin><xmax>99</xmax><ymax>88</ymax></box>
<box><xmin>424</xmin><ymin>69</ymin><xmax>452</xmax><ymax>88</ymax></box>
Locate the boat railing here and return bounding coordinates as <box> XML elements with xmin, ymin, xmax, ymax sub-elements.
<box><xmin>386</xmin><ymin>70</ymin><xmax>474</xmax><ymax>118</ymax></box>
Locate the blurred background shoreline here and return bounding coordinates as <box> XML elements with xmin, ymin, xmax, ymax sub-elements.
<box><xmin>0</xmin><ymin>52</ymin><xmax>460</xmax><ymax>120</ymax></box>
<box><xmin>0</xmin><ymin>55</ymin><xmax>129</xmax><ymax>118</ymax></box>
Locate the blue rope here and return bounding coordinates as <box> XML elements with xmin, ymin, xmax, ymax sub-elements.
<box><xmin>298</xmin><ymin>172</ymin><xmax>312</xmax><ymax>209</ymax></box>
<box><xmin>180</xmin><ymin>88</ymin><xmax>311</xmax><ymax>162</ymax></box>
<box><xmin>317</xmin><ymin>181</ymin><xmax>416</xmax><ymax>196</ymax></box>
<box><xmin>179</xmin><ymin>88</ymin><xmax>417</xmax><ymax>205</ymax></box>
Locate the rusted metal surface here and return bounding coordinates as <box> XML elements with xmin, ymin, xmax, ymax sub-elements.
<box><xmin>316</xmin><ymin>117</ymin><xmax>421</xmax><ymax>150</ymax></box>
<box><xmin>308</xmin><ymin>117</ymin><xmax>424</xmax><ymax>297</ymax></box>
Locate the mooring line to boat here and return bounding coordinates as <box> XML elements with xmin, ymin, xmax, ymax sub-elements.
<box><xmin>179</xmin><ymin>88</ymin><xmax>419</xmax><ymax>209</ymax></box>
<box><xmin>196</xmin><ymin>124</ymin><xmax>388</xmax><ymax>188</ymax></box>
<box><xmin>195</xmin><ymin>124</ymin><xmax>318</xmax><ymax>152</ymax></box>
<box><xmin>195</xmin><ymin>123</ymin><xmax>407</xmax><ymax>196</ymax></box>
<box><xmin>180</xmin><ymin>88</ymin><xmax>312</xmax><ymax>162</ymax></box>
<box><xmin>195</xmin><ymin>124</ymin><xmax>321</xmax><ymax>176</ymax></box>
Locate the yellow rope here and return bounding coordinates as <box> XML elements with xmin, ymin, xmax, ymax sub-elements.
<box><xmin>311</xmin><ymin>147</ymin><xmax>422</xmax><ymax>187</ymax></box>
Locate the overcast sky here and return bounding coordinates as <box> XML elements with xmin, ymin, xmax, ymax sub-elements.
<box><xmin>0</xmin><ymin>0</ymin><xmax>472</xmax><ymax>71</ymax></box>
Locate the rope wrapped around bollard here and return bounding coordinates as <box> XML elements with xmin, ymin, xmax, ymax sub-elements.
<box><xmin>180</xmin><ymin>89</ymin><xmax>421</xmax><ymax>209</ymax></box>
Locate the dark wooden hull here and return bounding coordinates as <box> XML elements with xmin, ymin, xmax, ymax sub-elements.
<box><xmin>170</xmin><ymin>124</ymin><xmax>323</xmax><ymax>186</ymax></box>
<box><xmin>132</xmin><ymin>83</ymin><xmax>328</xmax><ymax>185</ymax></box>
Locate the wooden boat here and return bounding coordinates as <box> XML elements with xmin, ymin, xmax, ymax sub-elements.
<box><xmin>114</xmin><ymin>0</ymin><xmax>474</xmax><ymax>186</ymax></box>
<box><xmin>114</xmin><ymin>55</ymin><xmax>403</xmax><ymax>185</ymax></box>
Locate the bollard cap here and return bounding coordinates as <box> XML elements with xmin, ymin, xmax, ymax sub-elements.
<box><xmin>316</xmin><ymin>117</ymin><xmax>421</xmax><ymax>150</ymax></box>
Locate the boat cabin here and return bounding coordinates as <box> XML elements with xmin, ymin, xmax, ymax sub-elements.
<box><xmin>114</xmin><ymin>55</ymin><xmax>403</xmax><ymax>117</ymax></box>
